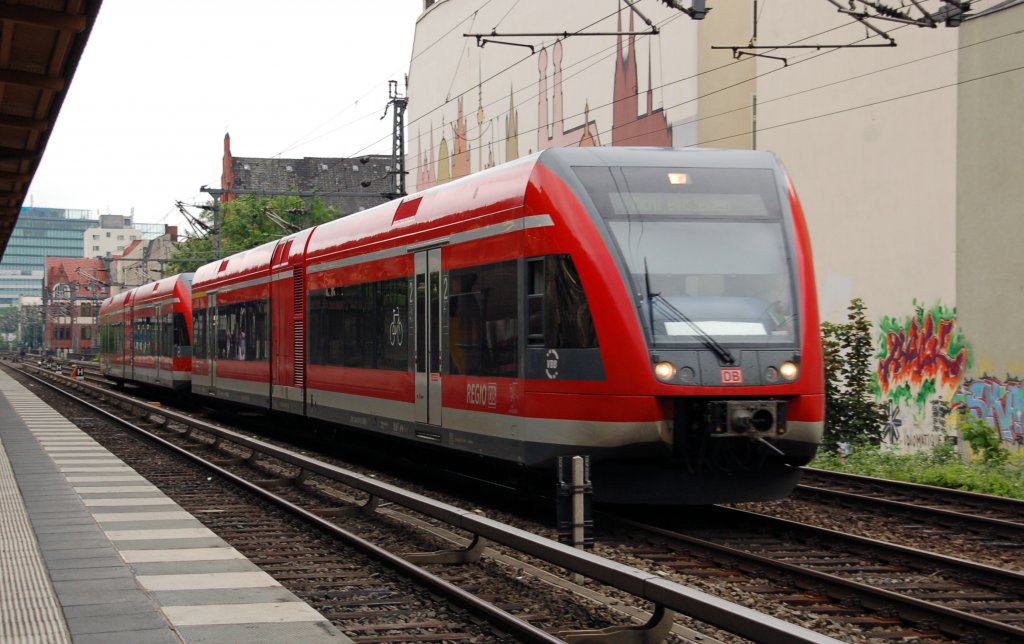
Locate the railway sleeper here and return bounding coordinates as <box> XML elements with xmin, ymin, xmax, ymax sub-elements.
<box><xmin>559</xmin><ymin>604</ymin><xmax>675</xmax><ymax>644</ymax></box>
<box><xmin>402</xmin><ymin>533</ymin><xmax>488</xmax><ymax>564</ymax></box>
<box><xmin>315</xmin><ymin>494</ymin><xmax>381</xmax><ymax>517</ymax></box>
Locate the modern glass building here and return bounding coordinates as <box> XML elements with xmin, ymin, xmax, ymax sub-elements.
<box><xmin>0</xmin><ymin>207</ymin><xmax>98</xmax><ymax>306</ymax></box>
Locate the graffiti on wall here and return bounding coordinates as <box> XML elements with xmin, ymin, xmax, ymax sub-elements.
<box><xmin>953</xmin><ymin>376</ymin><xmax>1024</xmax><ymax>444</ymax></box>
<box><xmin>875</xmin><ymin>301</ymin><xmax>970</xmax><ymax>413</ymax></box>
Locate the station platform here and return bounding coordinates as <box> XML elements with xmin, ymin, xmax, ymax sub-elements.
<box><xmin>0</xmin><ymin>368</ymin><xmax>351</xmax><ymax>643</ymax></box>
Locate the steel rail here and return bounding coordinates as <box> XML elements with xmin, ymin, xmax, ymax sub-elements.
<box><xmin>14</xmin><ymin>362</ymin><xmax>840</xmax><ymax>644</ymax></box>
<box><xmin>15</xmin><ymin>364</ymin><xmax>563</xmax><ymax>644</ymax></box>
<box><xmin>612</xmin><ymin>507</ymin><xmax>1024</xmax><ymax>642</ymax></box>
<box><xmin>796</xmin><ymin>483</ymin><xmax>1024</xmax><ymax>533</ymax></box>
<box><xmin>799</xmin><ymin>467</ymin><xmax>1024</xmax><ymax>527</ymax></box>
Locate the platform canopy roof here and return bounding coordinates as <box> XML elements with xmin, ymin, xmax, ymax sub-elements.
<box><xmin>0</xmin><ymin>0</ymin><xmax>102</xmax><ymax>259</ymax></box>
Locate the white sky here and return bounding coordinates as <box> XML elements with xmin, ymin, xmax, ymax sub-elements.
<box><xmin>27</xmin><ymin>0</ymin><xmax>423</xmax><ymax>233</ymax></box>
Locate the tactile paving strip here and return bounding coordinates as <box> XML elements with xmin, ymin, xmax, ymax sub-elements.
<box><xmin>0</xmin><ymin>430</ymin><xmax>72</xmax><ymax>643</ymax></box>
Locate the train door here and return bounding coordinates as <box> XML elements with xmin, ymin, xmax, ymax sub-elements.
<box><xmin>202</xmin><ymin>293</ymin><xmax>216</xmax><ymax>391</ymax></box>
<box><xmin>154</xmin><ymin>303</ymin><xmax>163</xmax><ymax>383</ymax></box>
<box><xmin>414</xmin><ymin>248</ymin><xmax>443</xmax><ymax>426</ymax></box>
<box><xmin>127</xmin><ymin>304</ymin><xmax>135</xmax><ymax>382</ymax></box>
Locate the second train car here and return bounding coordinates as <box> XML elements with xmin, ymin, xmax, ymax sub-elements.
<box><xmin>100</xmin><ymin>147</ymin><xmax>823</xmax><ymax>504</ymax></box>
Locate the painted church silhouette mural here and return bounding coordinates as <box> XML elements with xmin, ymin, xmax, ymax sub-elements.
<box><xmin>412</xmin><ymin>4</ymin><xmax>675</xmax><ymax>192</ymax></box>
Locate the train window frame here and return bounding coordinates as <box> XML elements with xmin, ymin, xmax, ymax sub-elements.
<box><xmin>307</xmin><ymin>276</ymin><xmax>409</xmax><ymax>371</ymax></box>
<box><xmin>448</xmin><ymin>260</ymin><xmax>519</xmax><ymax>378</ymax></box>
<box><xmin>573</xmin><ymin>165</ymin><xmax>783</xmax><ymax>220</ymax></box>
<box><xmin>192</xmin><ymin>307</ymin><xmax>208</xmax><ymax>359</ymax></box>
<box><xmin>524</xmin><ymin>255</ymin><xmax>599</xmax><ymax>351</ymax></box>
<box><xmin>214</xmin><ymin>298</ymin><xmax>270</xmax><ymax>362</ymax></box>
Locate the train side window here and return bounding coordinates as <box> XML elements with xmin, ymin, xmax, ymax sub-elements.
<box><xmin>162</xmin><ymin>311</ymin><xmax>173</xmax><ymax>357</ymax></box>
<box><xmin>449</xmin><ymin>260</ymin><xmax>518</xmax><ymax>377</ymax></box>
<box><xmin>377</xmin><ymin>278</ymin><xmax>408</xmax><ymax>370</ymax></box>
<box><xmin>527</xmin><ymin>259</ymin><xmax>544</xmax><ymax>346</ymax></box>
<box><xmin>308</xmin><ymin>279</ymin><xmax>408</xmax><ymax>370</ymax></box>
<box><xmin>216</xmin><ymin>304</ymin><xmax>237</xmax><ymax>359</ymax></box>
<box><xmin>528</xmin><ymin>255</ymin><xmax>598</xmax><ymax>349</ymax></box>
<box><xmin>193</xmin><ymin>309</ymin><xmax>206</xmax><ymax>358</ymax></box>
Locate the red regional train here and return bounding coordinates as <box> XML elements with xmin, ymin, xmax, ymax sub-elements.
<box><xmin>99</xmin><ymin>147</ymin><xmax>823</xmax><ymax>504</ymax></box>
<box><xmin>99</xmin><ymin>273</ymin><xmax>194</xmax><ymax>391</ymax></box>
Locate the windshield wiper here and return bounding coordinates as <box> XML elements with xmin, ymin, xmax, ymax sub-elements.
<box><xmin>643</xmin><ymin>260</ymin><xmax>735</xmax><ymax>365</ymax></box>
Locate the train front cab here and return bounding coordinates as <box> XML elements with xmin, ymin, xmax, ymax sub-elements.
<box><xmin>532</xmin><ymin>147</ymin><xmax>825</xmax><ymax>503</ymax></box>
<box><xmin>114</xmin><ymin>274</ymin><xmax>194</xmax><ymax>392</ymax></box>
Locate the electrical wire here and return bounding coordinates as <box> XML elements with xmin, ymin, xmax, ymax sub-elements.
<box><xmin>395</xmin><ymin>0</ymin><xmax>1006</xmax><ymax>181</ymax></box>
<box><xmin>202</xmin><ymin>0</ymin><xmax>1001</xmax><ymax>197</ymax></box>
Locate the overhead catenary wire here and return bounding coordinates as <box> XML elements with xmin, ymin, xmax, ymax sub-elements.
<box><xmin>386</xmin><ymin>3</ymin><xmax>871</xmax><ymax>165</ymax></box>
<box><xmin>393</xmin><ymin>0</ymin><xmax>1007</xmax><ymax>182</ymax></box>
<box><xmin>273</xmin><ymin>0</ymin><xmax>498</xmax><ymax>160</ymax></box>
<box><xmin>196</xmin><ymin>0</ymin><xmax>998</xmax><ymax>202</ymax></box>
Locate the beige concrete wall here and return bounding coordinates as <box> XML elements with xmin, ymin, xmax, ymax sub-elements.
<box><xmin>754</xmin><ymin>0</ymin><xmax>959</xmax><ymax>323</ymax></box>
<box><xmin>955</xmin><ymin>4</ymin><xmax>1024</xmax><ymax>445</ymax></box>
<box><xmin>697</xmin><ymin>2</ymin><xmax>755</xmax><ymax>149</ymax></box>
<box><xmin>407</xmin><ymin>1</ymin><xmax>1021</xmax><ymax>450</ymax></box>
<box><xmin>407</xmin><ymin>0</ymin><xmax>699</xmax><ymax>191</ymax></box>
<box><xmin>750</xmin><ymin>1</ymin><xmax>962</xmax><ymax>450</ymax></box>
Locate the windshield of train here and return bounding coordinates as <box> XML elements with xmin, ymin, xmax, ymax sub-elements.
<box><xmin>573</xmin><ymin>165</ymin><xmax>796</xmax><ymax>347</ymax></box>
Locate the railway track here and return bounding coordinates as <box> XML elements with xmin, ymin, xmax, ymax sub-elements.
<box><xmin>602</xmin><ymin>503</ymin><xmax>1024</xmax><ymax>642</ymax></box>
<box><xmin>25</xmin><ymin>358</ymin><xmax>1024</xmax><ymax>641</ymax></box>
<box><xmin>5</xmin><ymin>360</ymin><xmax>837</xmax><ymax>643</ymax></box>
<box><xmin>796</xmin><ymin>467</ymin><xmax>1024</xmax><ymax>532</ymax></box>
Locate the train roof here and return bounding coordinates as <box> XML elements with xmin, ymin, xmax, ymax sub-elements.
<box><xmin>534</xmin><ymin>146</ymin><xmax>782</xmax><ymax>173</ymax></box>
<box><xmin>100</xmin><ymin>273</ymin><xmax>193</xmax><ymax>314</ymax></box>
<box><xmin>191</xmin><ymin>146</ymin><xmax>789</xmax><ymax>284</ymax></box>
<box><xmin>132</xmin><ymin>273</ymin><xmax>194</xmax><ymax>305</ymax></box>
<box><xmin>192</xmin><ymin>238</ymin><xmax>277</xmax><ymax>290</ymax></box>
<box><xmin>99</xmin><ymin>289</ymin><xmax>132</xmax><ymax>316</ymax></box>
<box><xmin>305</xmin><ymin>155</ymin><xmax>537</xmax><ymax>262</ymax></box>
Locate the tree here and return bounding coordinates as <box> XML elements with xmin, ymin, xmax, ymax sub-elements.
<box><xmin>167</xmin><ymin>195</ymin><xmax>340</xmax><ymax>274</ymax></box>
<box><xmin>821</xmin><ymin>298</ymin><xmax>886</xmax><ymax>451</ymax></box>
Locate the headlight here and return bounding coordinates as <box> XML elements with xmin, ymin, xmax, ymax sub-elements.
<box><xmin>780</xmin><ymin>361</ymin><xmax>799</xmax><ymax>380</ymax></box>
<box><xmin>654</xmin><ymin>361</ymin><xmax>677</xmax><ymax>382</ymax></box>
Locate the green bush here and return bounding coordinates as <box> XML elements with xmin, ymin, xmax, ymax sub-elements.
<box><xmin>810</xmin><ymin>442</ymin><xmax>1024</xmax><ymax>500</ymax></box>
<box><xmin>957</xmin><ymin>413</ymin><xmax>1010</xmax><ymax>465</ymax></box>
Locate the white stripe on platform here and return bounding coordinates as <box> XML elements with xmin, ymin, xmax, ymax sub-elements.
<box><xmin>59</xmin><ymin>466</ymin><xmax>133</xmax><ymax>472</ymax></box>
<box><xmin>51</xmin><ymin>456</ymin><xmax>121</xmax><ymax>462</ymax></box>
<box><xmin>120</xmin><ymin>548</ymin><xmax>247</xmax><ymax>563</ymax></box>
<box><xmin>105</xmin><ymin>527</ymin><xmax>218</xmax><ymax>540</ymax></box>
<box><xmin>75</xmin><ymin>486</ymin><xmax>159</xmax><ymax>493</ymax></box>
<box><xmin>65</xmin><ymin>475</ymin><xmax>146</xmax><ymax>482</ymax></box>
<box><xmin>83</xmin><ymin>498</ymin><xmax>176</xmax><ymax>507</ymax></box>
<box><xmin>94</xmin><ymin>511</ymin><xmax>194</xmax><ymax>522</ymax></box>
<box><xmin>137</xmin><ymin>571</ymin><xmax>280</xmax><ymax>591</ymax></box>
<box><xmin>161</xmin><ymin>602</ymin><xmax>325</xmax><ymax>626</ymax></box>
<box><xmin>40</xmin><ymin>447</ymin><xmax>106</xmax><ymax>451</ymax></box>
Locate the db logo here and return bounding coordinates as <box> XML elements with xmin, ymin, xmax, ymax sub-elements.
<box><xmin>720</xmin><ymin>368</ymin><xmax>743</xmax><ymax>384</ymax></box>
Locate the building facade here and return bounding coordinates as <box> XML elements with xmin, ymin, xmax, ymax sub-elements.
<box><xmin>220</xmin><ymin>134</ymin><xmax>397</xmax><ymax>216</ymax></box>
<box><xmin>0</xmin><ymin>207</ymin><xmax>97</xmax><ymax>306</ymax></box>
<box><xmin>84</xmin><ymin>214</ymin><xmax>143</xmax><ymax>259</ymax></box>
<box><xmin>954</xmin><ymin>1</ymin><xmax>1024</xmax><ymax>448</ymax></box>
<box><xmin>406</xmin><ymin>0</ymin><xmax>1021</xmax><ymax>449</ymax></box>
<box><xmin>108</xmin><ymin>225</ymin><xmax>179</xmax><ymax>292</ymax></box>
<box><xmin>43</xmin><ymin>257</ymin><xmax>110</xmax><ymax>358</ymax></box>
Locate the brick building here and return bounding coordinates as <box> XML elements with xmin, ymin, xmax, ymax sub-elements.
<box><xmin>220</xmin><ymin>134</ymin><xmax>397</xmax><ymax>216</ymax></box>
<box><xmin>43</xmin><ymin>257</ymin><xmax>110</xmax><ymax>358</ymax></box>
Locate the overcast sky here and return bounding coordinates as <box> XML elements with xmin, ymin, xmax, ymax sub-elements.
<box><xmin>27</xmin><ymin>0</ymin><xmax>422</xmax><ymax>233</ymax></box>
